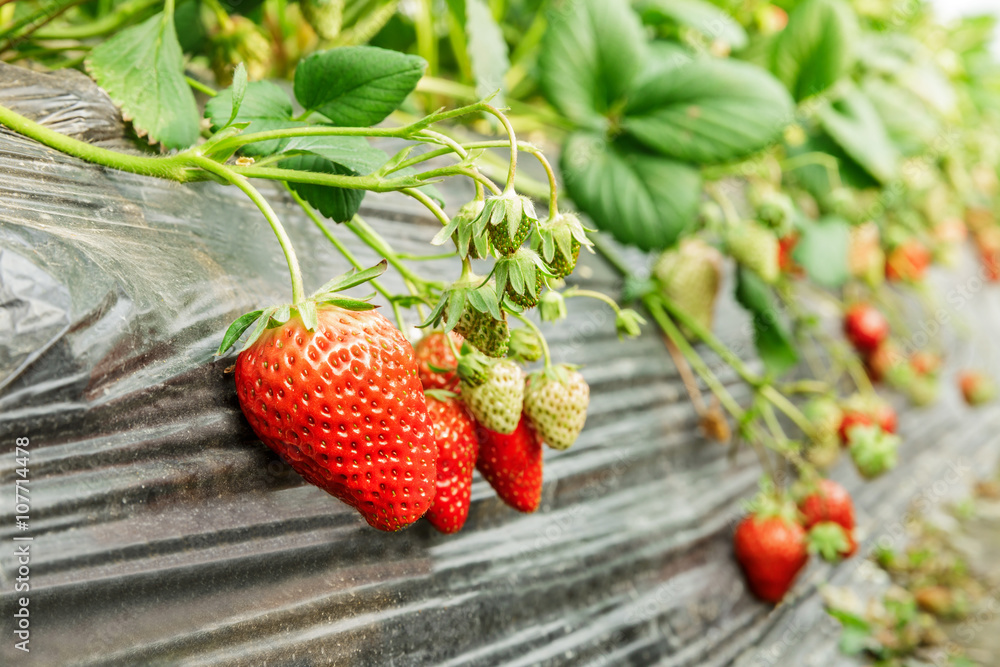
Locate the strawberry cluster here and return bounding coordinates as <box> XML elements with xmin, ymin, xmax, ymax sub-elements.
<box><xmin>224</xmin><ymin>258</ymin><xmax>593</xmax><ymax>534</ymax></box>
<box><xmin>735</xmin><ymin>479</ymin><xmax>857</xmax><ymax>603</ymax></box>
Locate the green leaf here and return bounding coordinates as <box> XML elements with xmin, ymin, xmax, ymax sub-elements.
<box><xmin>635</xmin><ymin>0</ymin><xmax>748</xmax><ymax>51</ymax></box>
<box><xmin>817</xmin><ymin>85</ymin><xmax>900</xmax><ymax>184</ymax></box>
<box><xmin>770</xmin><ymin>0</ymin><xmax>859</xmax><ymax>101</ymax></box>
<box><xmin>282</xmin><ymin>135</ymin><xmax>389</xmax><ymax>175</ymax></box>
<box><xmin>861</xmin><ymin>77</ymin><xmax>940</xmax><ymax>157</ymax></box>
<box><xmin>623</xmin><ymin>58</ymin><xmax>794</xmax><ymax>164</ymax></box>
<box><xmin>294</xmin><ymin>46</ymin><xmax>426</xmax><ymax>126</ymax></box>
<box><xmin>561</xmin><ymin>132</ymin><xmax>701</xmax><ymax>251</ymax></box>
<box><xmin>280</xmin><ymin>153</ymin><xmax>366</xmax><ymax>222</ymax></box>
<box><xmin>205</xmin><ymin>81</ymin><xmax>299</xmax><ymax>156</ymax></box>
<box><xmin>539</xmin><ymin>0</ymin><xmax>648</xmax><ymax>128</ymax></box>
<box><xmin>228</xmin><ymin>63</ymin><xmax>248</xmax><ymax>128</ymax></box>
<box><xmin>735</xmin><ymin>268</ymin><xmax>798</xmax><ymax>377</ymax></box>
<box><xmin>459</xmin><ymin>0</ymin><xmax>510</xmax><ymax>104</ymax></box>
<box><xmin>218</xmin><ymin>310</ymin><xmax>264</xmax><ymax>355</ymax></box>
<box><xmin>792</xmin><ymin>216</ymin><xmax>850</xmax><ymax>288</ymax></box>
<box><xmin>86</xmin><ymin>11</ymin><xmax>199</xmax><ymax>149</ymax></box>
<box><xmin>314</xmin><ymin>260</ymin><xmax>389</xmax><ymax>295</ymax></box>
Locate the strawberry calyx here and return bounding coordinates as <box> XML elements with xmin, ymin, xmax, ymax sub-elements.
<box><xmin>530</xmin><ymin>362</ymin><xmax>581</xmax><ymax>386</ymax></box>
<box><xmin>217</xmin><ymin>260</ymin><xmax>387</xmax><ymax>355</ymax></box>
<box><xmin>457</xmin><ymin>348</ymin><xmax>491</xmax><ymax>388</ymax></box>
<box><xmin>431</xmin><ymin>199</ymin><xmax>489</xmax><ymax>259</ymax></box>
<box><xmin>533</xmin><ymin>211</ymin><xmax>593</xmax><ymax>277</ymax></box>
<box><xmin>807</xmin><ymin>521</ymin><xmax>852</xmax><ymax>562</ymax></box>
<box><xmin>494</xmin><ymin>248</ymin><xmax>551</xmax><ymax>309</ymax></box>
<box><xmin>848</xmin><ymin>424</ymin><xmax>901</xmax><ymax>478</ymax></box>
<box><xmin>423</xmin><ymin>388</ymin><xmax>460</xmax><ymax>403</ymax></box>
<box><xmin>743</xmin><ymin>479</ymin><xmax>801</xmax><ymax>525</ymax></box>
<box><xmin>474</xmin><ymin>190</ymin><xmax>538</xmax><ymax>256</ymax></box>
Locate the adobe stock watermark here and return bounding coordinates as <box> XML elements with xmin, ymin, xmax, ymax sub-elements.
<box><xmin>11</xmin><ymin>436</ymin><xmax>33</xmax><ymax>654</ymax></box>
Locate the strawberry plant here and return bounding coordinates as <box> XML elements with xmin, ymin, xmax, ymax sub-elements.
<box><xmin>3</xmin><ymin>0</ymin><xmax>1000</xmax><ymax>624</ymax></box>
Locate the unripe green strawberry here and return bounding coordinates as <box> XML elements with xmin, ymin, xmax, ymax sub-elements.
<box><xmin>654</xmin><ymin>238</ymin><xmax>723</xmax><ymax>336</ymax></box>
<box><xmin>453</xmin><ymin>307</ymin><xmax>510</xmax><ymax>358</ymax></box>
<box><xmin>534</xmin><ymin>211</ymin><xmax>591</xmax><ymax>278</ymax></box>
<box><xmin>848</xmin><ymin>424</ymin><xmax>900</xmax><ymax>478</ymax></box>
<box><xmin>210</xmin><ymin>16</ymin><xmax>272</xmax><ymax>86</ymax></box>
<box><xmin>301</xmin><ymin>0</ymin><xmax>344</xmax><ymax>40</ymax></box>
<box><xmin>461</xmin><ymin>360</ymin><xmax>525</xmax><ymax>435</ymax></box>
<box><xmin>508</xmin><ymin>328</ymin><xmax>543</xmax><ymax>363</ymax></box>
<box><xmin>524</xmin><ymin>366</ymin><xmax>589</xmax><ymax>450</ymax></box>
<box><xmin>506</xmin><ymin>272</ymin><xmax>545</xmax><ymax>309</ymax></box>
<box><xmin>803</xmin><ymin>397</ymin><xmax>843</xmax><ymax>468</ymax></box>
<box><xmin>548</xmin><ymin>239</ymin><xmax>581</xmax><ymax>278</ymax></box>
<box><xmin>959</xmin><ymin>371</ymin><xmax>997</xmax><ymax>406</ymax></box>
<box><xmin>804</xmin><ymin>397</ymin><xmax>843</xmax><ymax>448</ymax></box>
<box><xmin>727</xmin><ymin>221</ymin><xmax>780</xmax><ymax>284</ymax></box>
<box><xmin>480</xmin><ymin>191</ymin><xmax>537</xmax><ymax>256</ymax></box>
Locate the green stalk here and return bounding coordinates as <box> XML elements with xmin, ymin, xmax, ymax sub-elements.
<box><xmin>658</xmin><ymin>294</ymin><xmax>763</xmax><ymax>389</ymax></box>
<box><xmin>415</xmin><ymin>0</ymin><xmax>437</xmax><ymax>76</ymax></box>
<box><xmin>346</xmin><ymin>216</ymin><xmax>431</xmax><ymax>289</ymax></box>
<box><xmin>287</xmin><ymin>186</ymin><xmax>406</xmax><ymax>329</ymax></box>
<box><xmin>191</xmin><ymin>155</ymin><xmax>305</xmax><ymax>305</ymax></box>
<box><xmin>0</xmin><ymin>103</ymin><xmax>195</xmax><ymax>181</ymax></box>
<box><xmin>31</xmin><ymin>0</ymin><xmax>160</xmax><ymax>39</ymax></box>
<box><xmin>644</xmin><ymin>296</ymin><xmax>745</xmax><ymax>421</ymax></box>
<box><xmin>761</xmin><ymin>385</ymin><xmax>815</xmax><ymax>441</ymax></box>
<box><xmin>512</xmin><ymin>311</ymin><xmax>552</xmax><ymax>370</ymax></box>
<box><xmin>482</xmin><ymin>104</ymin><xmax>518</xmax><ymax>193</ymax></box>
<box><xmin>186</xmin><ymin>77</ymin><xmax>218</xmax><ymax>98</ymax></box>
<box><xmin>563</xmin><ymin>288</ymin><xmax>622</xmax><ymax>314</ymax></box>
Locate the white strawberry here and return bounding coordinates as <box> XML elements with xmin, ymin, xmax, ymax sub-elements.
<box><xmin>524</xmin><ymin>365</ymin><xmax>589</xmax><ymax>450</ymax></box>
<box><xmin>461</xmin><ymin>360</ymin><xmax>524</xmax><ymax>435</ymax></box>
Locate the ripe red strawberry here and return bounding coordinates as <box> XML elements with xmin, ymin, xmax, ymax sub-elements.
<box><xmin>865</xmin><ymin>341</ymin><xmax>903</xmax><ymax>383</ymax></box>
<box><xmin>476</xmin><ymin>414</ymin><xmax>543</xmax><ymax>513</ymax></box>
<box><xmin>734</xmin><ymin>513</ymin><xmax>808</xmax><ymax>603</ymax></box>
<box><xmin>777</xmin><ymin>233</ymin><xmax>803</xmax><ymax>276</ymax></box>
<box><xmin>910</xmin><ymin>350</ymin><xmax>941</xmax><ymax>376</ymax></box>
<box><xmin>838</xmin><ymin>394</ymin><xmax>896</xmax><ymax>444</ymax></box>
<box><xmin>844</xmin><ymin>303</ymin><xmax>889</xmax><ymax>354</ymax></box>
<box><xmin>799</xmin><ymin>479</ymin><xmax>854</xmax><ymax>531</ymax></box>
<box><xmin>424</xmin><ymin>393</ymin><xmax>479</xmax><ymax>534</ymax></box>
<box><xmin>234</xmin><ymin>306</ymin><xmax>437</xmax><ymax>532</ymax></box>
<box><xmin>958</xmin><ymin>371</ymin><xmax>997</xmax><ymax>406</ymax></box>
<box><xmin>885</xmin><ymin>241</ymin><xmax>931</xmax><ymax>282</ymax></box>
<box><xmin>414</xmin><ymin>331</ymin><xmax>463</xmax><ymax>391</ymax></box>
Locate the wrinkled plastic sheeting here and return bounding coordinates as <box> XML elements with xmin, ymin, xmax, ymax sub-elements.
<box><xmin>2</xmin><ymin>64</ymin><xmax>1000</xmax><ymax>667</ymax></box>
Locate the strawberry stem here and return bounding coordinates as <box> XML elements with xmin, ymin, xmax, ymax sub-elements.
<box><xmin>482</xmin><ymin>104</ymin><xmax>518</xmax><ymax>194</ymax></box>
<box><xmin>562</xmin><ymin>288</ymin><xmax>622</xmax><ymax>314</ymax></box>
<box><xmin>511</xmin><ymin>311</ymin><xmax>551</xmax><ymax>370</ymax></box>
<box><xmin>643</xmin><ymin>295</ymin><xmax>745</xmax><ymax>421</ymax></box>
<box><xmin>191</xmin><ymin>155</ymin><xmax>306</xmax><ymax>305</ymax></box>
<box><xmin>287</xmin><ymin>186</ymin><xmax>406</xmax><ymax>329</ymax></box>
